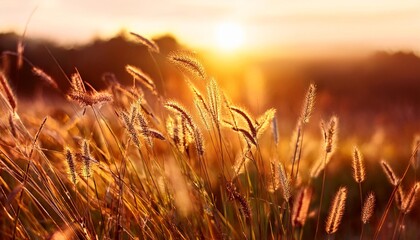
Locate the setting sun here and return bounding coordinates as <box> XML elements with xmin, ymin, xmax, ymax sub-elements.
<box><xmin>214</xmin><ymin>22</ymin><xmax>245</xmax><ymax>52</ymax></box>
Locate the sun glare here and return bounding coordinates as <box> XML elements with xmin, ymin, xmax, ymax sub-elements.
<box><xmin>214</xmin><ymin>22</ymin><xmax>245</xmax><ymax>52</ymax></box>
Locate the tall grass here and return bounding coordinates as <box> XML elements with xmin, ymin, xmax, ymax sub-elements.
<box><xmin>0</xmin><ymin>33</ymin><xmax>419</xmax><ymax>240</ymax></box>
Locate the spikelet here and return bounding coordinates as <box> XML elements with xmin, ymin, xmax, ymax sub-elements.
<box><xmin>267</xmin><ymin>161</ymin><xmax>280</xmax><ymax>192</ymax></box>
<box><xmin>165</xmin><ymin>101</ymin><xmax>195</xmax><ymax>128</ymax></box>
<box><xmin>230</xmin><ymin>106</ymin><xmax>257</xmax><ymax>138</ymax></box>
<box><xmin>291</xmin><ymin>123</ymin><xmax>302</xmax><ymax>165</ymax></box>
<box><xmin>130</xmin><ymin>103</ymin><xmax>138</xmax><ymax>123</ymax></box>
<box><xmin>0</xmin><ymin>71</ymin><xmax>17</xmax><ymax>112</ymax></box>
<box><xmin>89</xmin><ymin>92</ymin><xmax>113</xmax><ymax>106</ymax></box>
<box><xmin>300</xmin><ymin>84</ymin><xmax>316</xmax><ymax>124</ymax></box>
<box><xmin>402</xmin><ymin>182</ymin><xmax>419</xmax><ymax>214</ymax></box>
<box><xmin>65</xmin><ymin>147</ymin><xmax>77</xmax><ymax>184</ymax></box>
<box><xmin>130</xmin><ymin>32</ymin><xmax>160</xmax><ymax>53</ymax></box>
<box><xmin>361</xmin><ymin>192</ymin><xmax>375</xmax><ymax>224</ymax></box>
<box><xmin>165</xmin><ymin>101</ymin><xmax>204</xmax><ymax>155</ymax></box>
<box><xmin>166</xmin><ymin>115</ymin><xmax>174</xmax><ymax>135</ymax></box>
<box><xmin>236</xmin><ymin>193</ymin><xmax>252</xmax><ymax>220</ymax></box>
<box><xmin>321</xmin><ymin>116</ymin><xmax>338</xmax><ymax>154</ymax></box>
<box><xmin>380</xmin><ymin>160</ymin><xmax>399</xmax><ymax>186</ymax></box>
<box><xmin>226</xmin><ymin>181</ymin><xmax>251</xmax><ymax>219</ymax></box>
<box><xmin>9</xmin><ymin>113</ymin><xmax>17</xmax><ymax>138</ymax></box>
<box><xmin>292</xmin><ymin>187</ymin><xmax>313</xmax><ymax>227</ymax></box>
<box><xmin>81</xmin><ymin>140</ymin><xmax>92</xmax><ymax>178</ymax></box>
<box><xmin>412</xmin><ymin>134</ymin><xmax>420</xmax><ymax>170</ymax></box>
<box><xmin>352</xmin><ymin>147</ymin><xmax>365</xmax><ymax>183</ymax></box>
<box><xmin>225</xmin><ymin>181</ymin><xmax>237</xmax><ymax>201</ymax></box>
<box><xmin>206</xmin><ymin>78</ymin><xmax>221</xmax><ymax>124</ymax></box>
<box><xmin>174</xmin><ymin>116</ymin><xmax>186</xmax><ymax>152</ymax></box>
<box><xmin>32</xmin><ymin>66</ymin><xmax>59</xmax><ymax>89</ymax></box>
<box><xmin>168</xmin><ymin>51</ymin><xmax>206</xmax><ymax>80</ymax></box>
<box><xmin>256</xmin><ymin>108</ymin><xmax>276</xmax><ymax>138</ymax></box>
<box><xmin>33</xmin><ymin>117</ymin><xmax>48</xmax><ymax>147</ymax></box>
<box><xmin>395</xmin><ymin>185</ymin><xmax>405</xmax><ymax>210</ymax></box>
<box><xmin>166</xmin><ymin>116</ymin><xmax>178</xmax><ymax>145</ymax></box>
<box><xmin>146</xmin><ymin>128</ymin><xmax>165</xmax><ymax>141</ymax></box>
<box><xmin>125</xmin><ymin>65</ymin><xmax>157</xmax><ymax>94</ymax></box>
<box><xmin>136</xmin><ymin>107</ymin><xmax>153</xmax><ymax>147</ymax></box>
<box><xmin>166</xmin><ymin>117</ymin><xmax>176</xmax><ymax>143</ymax></box>
<box><xmin>67</xmin><ymin>91</ymin><xmax>113</xmax><ymax>107</ymax></box>
<box><xmin>229</xmin><ymin>124</ymin><xmax>257</xmax><ymax>146</ymax></box>
<box><xmin>279</xmin><ymin>162</ymin><xmax>291</xmax><ymax>201</ymax></box>
<box><xmin>326</xmin><ymin>187</ymin><xmax>347</xmax><ymax>235</ymax></box>
<box><xmin>67</xmin><ymin>71</ymin><xmax>112</xmax><ymax>107</ymax></box>
<box><xmin>122</xmin><ymin>111</ymin><xmax>140</xmax><ymax>147</ymax></box>
<box><xmin>194</xmin><ymin>127</ymin><xmax>205</xmax><ymax>156</ymax></box>
<box><xmin>70</xmin><ymin>72</ymin><xmax>85</xmax><ymax>93</ymax></box>
<box><xmin>181</xmin><ymin>117</ymin><xmax>193</xmax><ymax>151</ymax></box>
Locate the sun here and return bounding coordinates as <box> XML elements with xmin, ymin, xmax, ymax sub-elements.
<box><xmin>214</xmin><ymin>22</ymin><xmax>245</xmax><ymax>52</ymax></box>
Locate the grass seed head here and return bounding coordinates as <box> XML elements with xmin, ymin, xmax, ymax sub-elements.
<box><xmin>300</xmin><ymin>84</ymin><xmax>316</xmax><ymax>124</ymax></box>
<box><xmin>326</xmin><ymin>187</ymin><xmax>347</xmax><ymax>235</ymax></box>
<box><xmin>352</xmin><ymin>146</ymin><xmax>365</xmax><ymax>183</ymax></box>
<box><xmin>402</xmin><ymin>182</ymin><xmax>420</xmax><ymax>214</ymax></box>
<box><xmin>361</xmin><ymin>192</ymin><xmax>375</xmax><ymax>224</ymax></box>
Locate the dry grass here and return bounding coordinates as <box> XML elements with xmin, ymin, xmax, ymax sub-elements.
<box><xmin>0</xmin><ymin>33</ymin><xmax>419</xmax><ymax>240</ymax></box>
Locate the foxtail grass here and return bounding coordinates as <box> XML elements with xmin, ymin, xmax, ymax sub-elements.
<box><xmin>360</xmin><ymin>192</ymin><xmax>375</xmax><ymax>240</ymax></box>
<box><xmin>168</xmin><ymin>51</ymin><xmax>207</xmax><ymax>80</ymax></box>
<box><xmin>325</xmin><ymin>187</ymin><xmax>347</xmax><ymax>236</ymax></box>
<box><xmin>1</xmin><ymin>30</ymin><xmax>419</xmax><ymax>240</ymax></box>
<box><xmin>314</xmin><ymin>116</ymin><xmax>338</xmax><ymax>240</ymax></box>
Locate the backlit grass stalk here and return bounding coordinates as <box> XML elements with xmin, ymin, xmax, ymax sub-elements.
<box><xmin>0</xmin><ymin>71</ymin><xmax>17</xmax><ymax>112</ymax></box>
<box><xmin>12</xmin><ymin>117</ymin><xmax>47</xmax><ymax>240</ymax></box>
<box><xmin>352</xmin><ymin>146</ymin><xmax>366</xmax><ymax>237</ymax></box>
<box><xmin>325</xmin><ymin>187</ymin><xmax>347</xmax><ymax>236</ymax></box>
<box><xmin>168</xmin><ymin>51</ymin><xmax>207</xmax><ymax>80</ymax></box>
<box><xmin>374</xmin><ymin>143</ymin><xmax>419</xmax><ymax>239</ymax></box>
<box><xmin>314</xmin><ymin>116</ymin><xmax>338</xmax><ymax>240</ymax></box>
<box><xmin>292</xmin><ymin>187</ymin><xmax>313</xmax><ymax>240</ymax></box>
<box><xmin>292</xmin><ymin>84</ymin><xmax>316</xmax><ymax>180</ymax></box>
<box><xmin>392</xmin><ymin>182</ymin><xmax>419</xmax><ymax>240</ymax></box>
<box><xmin>360</xmin><ymin>193</ymin><xmax>375</xmax><ymax>240</ymax></box>
<box><xmin>32</xmin><ymin>66</ymin><xmax>59</xmax><ymax>90</ymax></box>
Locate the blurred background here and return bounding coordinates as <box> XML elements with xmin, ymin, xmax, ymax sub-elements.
<box><xmin>1</xmin><ymin>0</ymin><xmax>419</xmax><ymax>142</ymax></box>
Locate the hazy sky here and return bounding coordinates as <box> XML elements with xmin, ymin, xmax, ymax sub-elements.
<box><xmin>1</xmin><ymin>0</ymin><xmax>420</xmax><ymax>56</ymax></box>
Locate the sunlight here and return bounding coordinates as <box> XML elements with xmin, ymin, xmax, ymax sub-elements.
<box><xmin>214</xmin><ymin>22</ymin><xmax>245</xmax><ymax>52</ymax></box>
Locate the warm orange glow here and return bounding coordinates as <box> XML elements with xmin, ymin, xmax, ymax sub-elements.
<box><xmin>214</xmin><ymin>22</ymin><xmax>245</xmax><ymax>52</ymax></box>
<box><xmin>1</xmin><ymin>1</ymin><xmax>420</xmax><ymax>56</ymax></box>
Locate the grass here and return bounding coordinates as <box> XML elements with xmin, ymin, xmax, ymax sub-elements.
<box><xmin>0</xmin><ymin>33</ymin><xmax>419</xmax><ymax>240</ymax></box>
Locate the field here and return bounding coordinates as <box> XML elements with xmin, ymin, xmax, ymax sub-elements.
<box><xmin>0</xmin><ymin>32</ymin><xmax>419</xmax><ymax>240</ymax></box>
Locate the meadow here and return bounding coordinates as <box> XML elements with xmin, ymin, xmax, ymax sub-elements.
<box><xmin>0</xmin><ymin>32</ymin><xmax>419</xmax><ymax>240</ymax></box>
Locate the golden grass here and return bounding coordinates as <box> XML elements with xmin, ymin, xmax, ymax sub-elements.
<box><xmin>0</xmin><ymin>33</ymin><xmax>419</xmax><ymax>240</ymax></box>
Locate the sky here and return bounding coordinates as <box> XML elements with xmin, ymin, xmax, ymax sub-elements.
<box><xmin>1</xmin><ymin>0</ymin><xmax>420</xmax><ymax>57</ymax></box>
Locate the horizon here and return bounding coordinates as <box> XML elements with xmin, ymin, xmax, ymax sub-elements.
<box><xmin>1</xmin><ymin>30</ymin><xmax>419</xmax><ymax>62</ymax></box>
<box><xmin>1</xmin><ymin>1</ymin><xmax>420</xmax><ymax>58</ymax></box>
